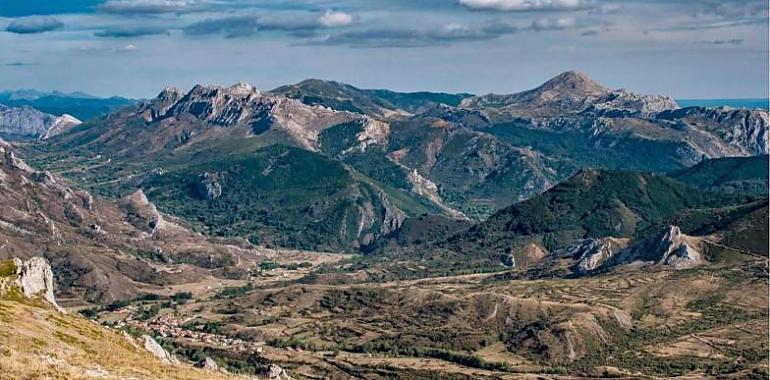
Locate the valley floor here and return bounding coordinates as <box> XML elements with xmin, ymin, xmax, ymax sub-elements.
<box><xmin>85</xmin><ymin>254</ymin><xmax>769</xmax><ymax>379</ymax></box>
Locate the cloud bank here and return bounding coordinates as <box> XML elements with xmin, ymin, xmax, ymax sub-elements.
<box><xmin>6</xmin><ymin>16</ymin><xmax>64</xmax><ymax>34</ymax></box>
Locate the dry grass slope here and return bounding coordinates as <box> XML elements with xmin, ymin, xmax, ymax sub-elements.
<box><xmin>0</xmin><ymin>281</ymin><xmax>242</xmax><ymax>380</ymax></box>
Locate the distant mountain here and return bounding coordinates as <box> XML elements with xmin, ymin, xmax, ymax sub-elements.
<box><xmin>23</xmin><ymin>71</ymin><xmax>770</xmax><ymax>252</ymax></box>
<box><xmin>677</xmin><ymin>98</ymin><xmax>769</xmax><ymax>110</ymax></box>
<box><xmin>270</xmin><ymin>79</ymin><xmax>472</xmax><ymax>119</ymax></box>
<box><xmin>457</xmin><ymin>71</ymin><xmax>767</xmax><ymax>172</ymax></box>
<box><xmin>0</xmin><ymin>89</ymin><xmax>137</xmax><ymax>121</ymax></box>
<box><xmin>29</xmin><ymin>83</ymin><xmax>446</xmax><ymax>251</ymax></box>
<box><xmin>0</xmin><ymin>104</ymin><xmax>80</xmax><ymax>140</ymax></box>
<box><xmin>460</xmin><ymin>71</ymin><xmax>679</xmax><ymax>118</ymax></box>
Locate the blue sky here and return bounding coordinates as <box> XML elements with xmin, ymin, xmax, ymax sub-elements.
<box><xmin>0</xmin><ymin>0</ymin><xmax>767</xmax><ymax>98</ymax></box>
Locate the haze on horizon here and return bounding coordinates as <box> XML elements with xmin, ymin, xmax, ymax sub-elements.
<box><xmin>1</xmin><ymin>0</ymin><xmax>768</xmax><ymax>99</ymax></box>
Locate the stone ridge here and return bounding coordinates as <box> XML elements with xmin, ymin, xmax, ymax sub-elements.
<box><xmin>0</xmin><ymin>104</ymin><xmax>81</xmax><ymax>139</ymax></box>
<box><xmin>139</xmin><ymin>81</ymin><xmax>369</xmax><ymax>150</ymax></box>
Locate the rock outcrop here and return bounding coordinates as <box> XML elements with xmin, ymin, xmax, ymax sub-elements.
<box><xmin>141</xmin><ymin>335</ymin><xmax>179</xmax><ymax>364</ymax></box>
<box><xmin>198</xmin><ymin>357</ymin><xmax>219</xmax><ymax>372</ymax></box>
<box><xmin>10</xmin><ymin>257</ymin><xmax>64</xmax><ymax>312</ymax></box>
<box><xmin>122</xmin><ymin>189</ymin><xmax>186</xmax><ymax>237</ymax></box>
<box><xmin>557</xmin><ymin>237</ymin><xmax>628</xmax><ymax>275</ymax></box>
<box><xmin>604</xmin><ymin>225</ymin><xmax>704</xmax><ymax>270</ymax></box>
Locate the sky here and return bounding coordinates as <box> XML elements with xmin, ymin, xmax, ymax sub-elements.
<box><xmin>0</xmin><ymin>0</ymin><xmax>767</xmax><ymax>99</ymax></box>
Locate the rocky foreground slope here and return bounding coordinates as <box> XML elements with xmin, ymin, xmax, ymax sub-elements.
<box><xmin>0</xmin><ymin>257</ymin><xmax>292</xmax><ymax>380</ymax></box>
<box><xmin>0</xmin><ymin>138</ymin><xmax>337</xmax><ymax>305</ymax></box>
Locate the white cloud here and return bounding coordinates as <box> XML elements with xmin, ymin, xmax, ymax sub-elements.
<box><xmin>458</xmin><ymin>0</ymin><xmax>592</xmax><ymax>12</ymax></box>
<box><xmin>319</xmin><ymin>11</ymin><xmax>354</xmax><ymax>28</ymax></box>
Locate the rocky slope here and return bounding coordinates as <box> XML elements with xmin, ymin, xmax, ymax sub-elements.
<box><xmin>655</xmin><ymin>106</ymin><xmax>769</xmax><ymax>155</ymax></box>
<box><xmin>0</xmin><ymin>104</ymin><xmax>81</xmax><ymax>140</ymax></box>
<box><xmin>0</xmin><ymin>138</ymin><xmax>308</xmax><ymax>304</ymax></box>
<box><xmin>0</xmin><ymin>256</ymin><xmax>282</xmax><ymax>380</ymax></box>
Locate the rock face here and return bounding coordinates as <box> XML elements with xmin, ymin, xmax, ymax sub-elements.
<box><xmin>605</xmin><ymin>225</ymin><xmax>704</xmax><ymax>270</ymax></box>
<box><xmin>655</xmin><ymin>107</ymin><xmax>769</xmax><ymax>155</ymax></box>
<box><xmin>141</xmin><ymin>335</ymin><xmax>179</xmax><ymax>364</ymax></box>
<box><xmin>557</xmin><ymin>238</ymin><xmax>628</xmax><ymax>275</ymax></box>
<box><xmin>40</xmin><ymin>114</ymin><xmax>82</xmax><ymax>140</ymax></box>
<box><xmin>587</xmin><ymin>89</ymin><xmax>680</xmax><ymax>118</ymax></box>
<box><xmin>11</xmin><ymin>257</ymin><xmax>64</xmax><ymax>312</ymax></box>
<box><xmin>0</xmin><ymin>104</ymin><xmax>81</xmax><ymax>140</ymax></box>
<box><xmin>139</xmin><ymin>82</ymin><xmax>364</xmax><ymax>150</ymax></box>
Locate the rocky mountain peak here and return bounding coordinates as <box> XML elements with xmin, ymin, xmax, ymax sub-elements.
<box><xmin>537</xmin><ymin>70</ymin><xmax>608</xmax><ymax>95</ymax></box>
<box><xmin>159</xmin><ymin>86</ymin><xmax>184</xmax><ymax>99</ymax></box>
<box><xmin>227</xmin><ymin>81</ymin><xmax>259</xmax><ymax>96</ymax></box>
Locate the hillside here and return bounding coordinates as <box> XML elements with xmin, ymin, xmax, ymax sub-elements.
<box><xmin>347</xmin><ymin>169</ymin><xmax>765</xmax><ymax>279</ymax></box>
<box><xmin>673</xmin><ymin>155</ymin><xmax>769</xmax><ymax>193</ymax></box>
<box><xmin>0</xmin><ymin>138</ymin><xmax>348</xmax><ymax>305</ymax></box>
<box><xmin>0</xmin><ymin>268</ymin><xmax>238</xmax><ymax>379</ymax></box>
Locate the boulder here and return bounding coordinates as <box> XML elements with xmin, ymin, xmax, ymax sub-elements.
<box><xmin>265</xmin><ymin>364</ymin><xmax>293</xmax><ymax>380</ymax></box>
<box><xmin>198</xmin><ymin>357</ymin><xmax>219</xmax><ymax>371</ymax></box>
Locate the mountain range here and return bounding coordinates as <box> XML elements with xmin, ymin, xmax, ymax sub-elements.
<box><xmin>0</xmin><ymin>71</ymin><xmax>767</xmax><ymax>379</ymax></box>
<box><xmin>0</xmin><ymin>89</ymin><xmax>137</xmax><ymax>121</ymax></box>
<box><xmin>21</xmin><ymin>71</ymin><xmax>768</xmax><ymax>252</ymax></box>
